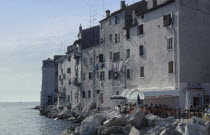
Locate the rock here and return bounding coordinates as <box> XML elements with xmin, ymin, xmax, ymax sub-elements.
<box><xmin>103</xmin><ymin>115</ymin><xmax>127</xmax><ymax>127</ymax></box>
<box><xmin>170</xmin><ymin>120</ymin><xmax>179</xmax><ymax>129</ymax></box>
<box><xmin>206</xmin><ymin>122</ymin><xmax>210</xmax><ymax>135</ymax></box>
<box><xmin>66</xmin><ymin>110</ymin><xmax>73</xmax><ymax>117</ymax></box>
<box><xmin>129</xmin><ymin>109</ymin><xmax>145</xmax><ymax>129</ymax></box>
<box><xmin>60</xmin><ymin>130</ymin><xmax>75</xmax><ymax>135</ymax></box>
<box><xmin>106</xmin><ymin>110</ymin><xmax>116</xmax><ymax>119</ymax></box>
<box><xmin>164</xmin><ymin>116</ymin><xmax>176</xmax><ymax>124</ymax></box>
<box><xmin>159</xmin><ymin>128</ymin><xmax>183</xmax><ymax>135</ymax></box>
<box><xmin>68</xmin><ymin>117</ymin><xmax>76</xmax><ymax>121</ymax></box>
<box><xmin>101</xmin><ymin>126</ymin><xmax>124</xmax><ymax>135</ymax></box>
<box><xmin>145</xmin><ymin>114</ymin><xmax>163</xmax><ymax>127</ymax></box>
<box><xmin>129</xmin><ymin>126</ymin><xmax>140</xmax><ymax>135</ymax></box>
<box><xmin>75</xmin><ymin>126</ymin><xmax>80</xmax><ymax>135</ymax></box>
<box><xmin>98</xmin><ymin>126</ymin><xmax>108</xmax><ymax>135</ymax></box>
<box><xmin>57</xmin><ymin>110</ymin><xmax>66</xmax><ymax>119</ymax></box>
<box><xmin>80</xmin><ymin>121</ymin><xmax>100</xmax><ymax>135</ymax></box>
<box><xmin>189</xmin><ymin>116</ymin><xmax>205</xmax><ymax>126</ymax></box>
<box><xmin>123</xmin><ymin>124</ymin><xmax>132</xmax><ymax>135</ymax></box>
<box><xmin>145</xmin><ymin>122</ymin><xmax>170</xmax><ymax>135</ymax></box>
<box><xmin>69</xmin><ymin>123</ymin><xmax>81</xmax><ymax>131</ymax></box>
<box><xmin>185</xmin><ymin>123</ymin><xmax>207</xmax><ymax>135</ymax></box>
<box><xmin>82</xmin><ymin>113</ymin><xmax>107</xmax><ymax>125</ymax></box>
<box><xmin>175</xmin><ymin>122</ymin><xmax>186</xmax><ymax>134</ymax></box>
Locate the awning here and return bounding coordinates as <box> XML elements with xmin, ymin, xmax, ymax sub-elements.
<box><xmin>110</xmin><ymin>95</ymin><xmax>126</xmax><ymax>99</ymax></box>
<box><xmin>121</xmin><ymin>87</ymin><xmax>179</xmax><ymax>100</ymax></box>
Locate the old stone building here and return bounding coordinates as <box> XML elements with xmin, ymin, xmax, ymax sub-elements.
<box><xmin>42</xmin><ymin>0</ymin><xmax>210</xmax><ymax>112</ymax></box>
<box><xmin>40</xmin><ymin>55</ymin><xmax>63</xmax><ymax>109</ymax></box>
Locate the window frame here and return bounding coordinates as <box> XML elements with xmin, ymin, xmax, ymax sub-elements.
<box><xmin>126</xmin><ymin>68</ymin><xmax>131</xmax><ymax>79</ymax></box>
<box><xmin>168</xmin><ymin>61</ymin><xmax>174</xmax><ymax>74</ymax></box>
<box><xmin>126</xmin><ymin>49</ymin><xmax>130</xmax><ymax>59</ymax></box>
<box><xmin>138</xmin><ymin>24</ymin><xmax>144</xmax><ymax>35</ymax></box>
<box><xmin>167</xmin><ymin>37</ymin><xmax>173</xmax><ymax>50</ymax></box>
<box><xmin>140</xmin><ymin>66</ymin><xmax>144</xmax><ymax>78</ymax></box>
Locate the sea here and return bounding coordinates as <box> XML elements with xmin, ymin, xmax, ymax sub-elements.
<box><xmin>0</xmin><ymin>102</ymin><xmax>73</xmax><ymax>135</ymax></box>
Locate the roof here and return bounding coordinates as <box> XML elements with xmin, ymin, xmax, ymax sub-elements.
<box><xmin>136</xmin><ymin>0</ymin><xmax>175</xmax><ymax>16</ymax></box>
<box><xmin>99</xmin><ymin>0</ymin><xmax>147</xmax><ymax>23</ymax></box>
<box><xmin>56</xmin><ymin>55</ymin><xmax>67</xmax><ymax>63</ymax></box>
<box><xmin>81</xmin><ymin>25</ymin><xmax>100</xmax><ymax>50</ymax></box>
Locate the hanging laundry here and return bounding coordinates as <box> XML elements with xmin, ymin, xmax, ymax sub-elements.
<box><xmin>94</xmin><ymin>64</ymin><xmax>99</xmax><ymax>71</ymax></box>
<box><xmin>101</xmin><ymin>63</ymin><xmax>105</xmax><ymax>68</ymax></box>
<box><xmin>119</xmin><ymin>60</ymin><xmax>123</xmax><ymax>72</ymax></box>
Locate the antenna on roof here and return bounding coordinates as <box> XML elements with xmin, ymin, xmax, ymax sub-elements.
<box><xmin>58</xmin><ymin>43</ymin><xmax>64</xmax><ymax>54</ymax></box>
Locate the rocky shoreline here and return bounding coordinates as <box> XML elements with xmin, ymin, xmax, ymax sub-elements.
<box><xmin>40</xmin><ymin>106</ymin><xmax>210</xmax><ymax>135</ymax></box>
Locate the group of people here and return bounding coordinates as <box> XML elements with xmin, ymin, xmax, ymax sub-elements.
<box><xmin>115</xmin><ymin>103</ymin><xmax>180</xmax><ymax>118</ymax></box>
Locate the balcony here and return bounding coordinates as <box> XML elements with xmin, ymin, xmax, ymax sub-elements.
<box><xmin>58</xmin><ymin>91</ymin><xmax>66</xmax><ymax>98</ymax></box>
<box><xmin>73</xmin><ymin>50</ymin><xmax>81</xmax><ymax>59</ymax></box>
<box><xmin>73</xmin><ymin>77</ymin><xmax>81</xmax><ymax>87</ymax></box>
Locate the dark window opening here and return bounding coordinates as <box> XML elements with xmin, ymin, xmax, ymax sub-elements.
<box><xmin>126</xmin><ymin>49</ymin><xmax>130</xmax><ymax>58</ymax></box>
<box><xmin>88</xmin><ymin>91</ymin><xmax>91</xmax><ymax>98</ymax></box>
<box><xmin>67</xmin><ymin>68</ymin><xmax>71</xmax><ymax>74</ymax></box>
<box><xmin>126</xmin><ymin>29</ymin><xmax>130</xmax><ymax>39</ymax></box>
<box><xmin>113</xmin><ymin>52</ymin><xmax>120</xmax><ymax>62</ymax></box>
<box><xmin>100</xmin><ymin>71</ymin><xmax>105</xmax><ymax>81</ymax></box>
<box><xmin>167</xmin><ymin>37</ymin><xmax>173</xmax><ymax>49</ymax></box>
<box><xmin>126</xmin><ymin>68</ymin><xmax>131</xmax><ymax>79</ymax></box>
<box><xmin>114</xmin><ymin>72</ymin><xmax>119</xmax><ymax>80</ymax></box>
<box><xmin>114</xmin><ymin>15</ymin><xmax>119</xmax><ymax>24</ymax></box>
<box><xmin>116</xmin><ymin>91</ymin><xmax>119</xmax><ymax>95</ymax></box>
<box><xmin>168</xmin><ymin>61</ymin><xmax>174</xmax><ymax>73</ymax></box>
<box><xmin>89</xmin><ymin>72</ymin><xmax>92</xmax><ymax>80</ymax></box>
<box><xmin>163</xmin><ymin>14</ymin><xmax>173</xmax><ymax>27</ymax></box>
<box><xmin>153</xmin><ymin>0</ymin><xmax>157</xmax><ymax>7</ymax></box>
<box><xmin>82</xmin><ymin>91</ymin><xmax>86</xmax><ymax>98</ymax></box>
<box><xmin>99</xmin><ymin>54</ymin><xmax>104</xmax><ymax>63</ymax></box>
<box><xmin>139</xmin><ymin>45</ymin><xmax>144</xmax><ymax>56</ymax></box>
<box><xmin>108</xmin><ymin>70</ymin><xmax>113</xmax><ymax>80</ymax></box>
<box><xmin>138</xmin><ymin>24</ymin><xmax>144</xmax><ymax>35</ymax></box>
<box><xmin>140</xmin><ymin>66</ymin><xmax>144</xmax><ymax>77</ymax></box>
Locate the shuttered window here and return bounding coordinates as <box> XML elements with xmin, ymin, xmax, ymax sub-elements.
<box><xmin>167</xmin><ymin>37</ymin><xmax>173</xmax><ymax>50</ymax></box>
<box><xmin>113</xmin><ymin>52</ymin><xmax>120</xmax><ymax>62</ymax></box>
<box><xmin>99</xmin><ymin>54</ymin><xmax>104</xmax><ymax>63</ymax></box>
<box><xmin>163</xmin><ymin>14</ymin><xmax>173</xmax><ymax>27</ymax></box>
<box><xmin>168</xmin><ymin>61</ymin><xmax>174</xmax><ymax>73</ymax></box>
<box><xmin>140</xmin><ymin>66</ymin><xmax>144</xmax><ymax>77</ymax></box>
<box><xmin>138</xmin><ymin>24</ymin><xmax>144</xmax><ymax>35</ymax></box>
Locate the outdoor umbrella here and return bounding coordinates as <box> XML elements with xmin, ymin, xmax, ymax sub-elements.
<box><xmin>137</xmin><ymin>94</ymin><xmax>141</xmax><ymax>107</ymax></box>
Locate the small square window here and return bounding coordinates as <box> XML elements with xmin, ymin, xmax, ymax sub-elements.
<box><xmin>163</xmin><ymin>14</ymin><xmax>173</xmax><ymax>27</ymax></box>
<box><xmin>141</xmin><ymin>15</ymin><xmax>144</xmax><ymax>20</ymax></box>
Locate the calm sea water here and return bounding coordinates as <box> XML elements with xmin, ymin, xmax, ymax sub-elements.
<box><xmin>0</xmin><ymin>102</ymin><xmax>72</xmax><ymax>135</ymax></box>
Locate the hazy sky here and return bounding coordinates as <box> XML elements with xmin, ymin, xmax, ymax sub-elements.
<box><xmin>0</xmin><ymin>0</ymin><xmax>138</xmax><ymax>102</ymax></box>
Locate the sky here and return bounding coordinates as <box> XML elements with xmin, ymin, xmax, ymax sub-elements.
<box><xmin>0</xmin><ymin>0</ymin><xmax>138</xmax><ymax>102</ymax></box>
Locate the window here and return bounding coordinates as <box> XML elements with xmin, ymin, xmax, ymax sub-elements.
<box><xmin>126</xmin><ymin>49</ymin><xmax>130</xmax><ymax>58</ymax></box>
<box><xmin>140</xmin><ymin>66</ymin><xmax>144</xmax><ymax>77</ymax></box>
<box><xmin>68</xmin><ymin>56</ymin><xmax>71</xmax><ymax>61</ymax></box>
<box><xmin>204</xmin><ymin>95</ymin><xmax>210</xmax><ymax>105</ymax></box>
<box><xmin>108</xmin><ymin>70</ymin><xmax>112</xmax><ymax>80</ymax></box>
<box><xmin>99</xmin><ymin>54</ymin><xmax>104</xmax><ymax>63</ymax></box>
<box><xmin>63</xmin><ymin>74</ymin><xmax>66</xmax><ymax>80</ymax></box>
<box><xmin>89</xmin><ymin>72</ymin><xmax>92</xmax><ymax>80</ymax></box>
<box><xmin>68</xmin><ymin>95</ymin><xmax>70</xmax><ymax>102</ymax></box>
<box><xmin>126</xmin><ymin>68</ymin><xmax>131</xmax><ymax>79</ymax></box>
<box><xmin>138</xmin><ymin>24</ymin><xmax>144</xmax><ymax>35</ymax></box>
<box><xmin>114</xmin><ymin>33</ymin><xmax>120</xmax><ymax>43</ymax></box>
<box><xmin>153</xmin><ymin>0</ymin><xmax>157</xmax><ymax>7</ymax></box>
<box><xmin>114</xmin><ymin>15</ymin><xmax>119</xmax><ymax>24</ymax></box>
<box><xmin>110</xmin><ymin>52</ymin><xmax>112</xmax><ymax>60</ymax></box>
<box><xmin>83</xmin><ymin>73</ymin><xmax>85</xmax><ymax>81</ymax></box>
<box><xmin>100</xmin><ymin>71</ymin><xmax>105</xmax><ymax>81</ymax></box>
<box><xmin>139</xmin><ymin>45</ymin><xmax>144</xmax><ymax>56</ymax></box>
<box><xmin>67</xmin><ymin>68</ymin><xmax>71</xmax><ymax>74</ymax></box>
<box><xmin>82</xmin><ymin>91</ymin><xmax>86</xmax><ymax>98</ymax></box>
<box><xmin>167</xmin><ymin>37</ymin><xmax>173</xmax><ymax>50</ymax></box>
<box><xmin>168</xmin><ymin>61</ymin><xmax>174</xmax><ymax>73</ymax></box>
<box><xmin>109</xmin><ymin>34</ymin><xmax>113</xmax><ymax>42</ymax></box>
<box><xmin>69</xmin><ymin>79</ymin><xmax>71</xmax><ymax>85</ymax></box>
<box><xmin>100</xmin><ymin>93</ymin><xmax>104</xmax><ymax>104</ymax></box>
<box><xmin>141</xmin><ymin>15</ymin><xmax>144</xmax><ymax>20</ymax></box>
<box><xmin>116</xmin><ymin>91</ymin><xmax>119</xmax><ymax>95</ymax></box>
<box><xmin>113</xmin><ymin>52</ymin><xmax>120</xmax><ymax>62</ymax></box>
<box><xmin>126</xmin><ymin>29</ymin><xmax>130</xmax><ymax>39</ymax></box>
<box><xmin>114</xmin><ymin>72</ymin><xmax>119</xmax><ymax>80</ymax></box>
<box><xmin>109</xmin><ymin>19</ymin><xmax>112</xmax><ymax>25</ymax></box>
<box><xmin>100</xmin><ymin>38</ymin><xmax>105</xmax><ymax>45</ymax></box>
<box><xmin>88</xmin><ymin>91</ymin><xmax>91</xmax><ymax>98</ymax></box>
<box><xmin>163</xmin><ymin>14</ymin><xmax>173</xmax><ymax>27</ymax></box>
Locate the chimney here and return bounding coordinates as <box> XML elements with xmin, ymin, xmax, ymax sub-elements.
<box><xmin>120</xmin><ymin>0</ymin><xmax>126</xmax><ymax>9</ymax></box>
<box><xmin>79</xmin><ymin>24</ymin><xmax>82</xmax><ymax>32</ymax></box>
<box><xmin>106</xmin><ymin>10</ymin><xmax>110</xmax><ymax>18</ymax></box>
